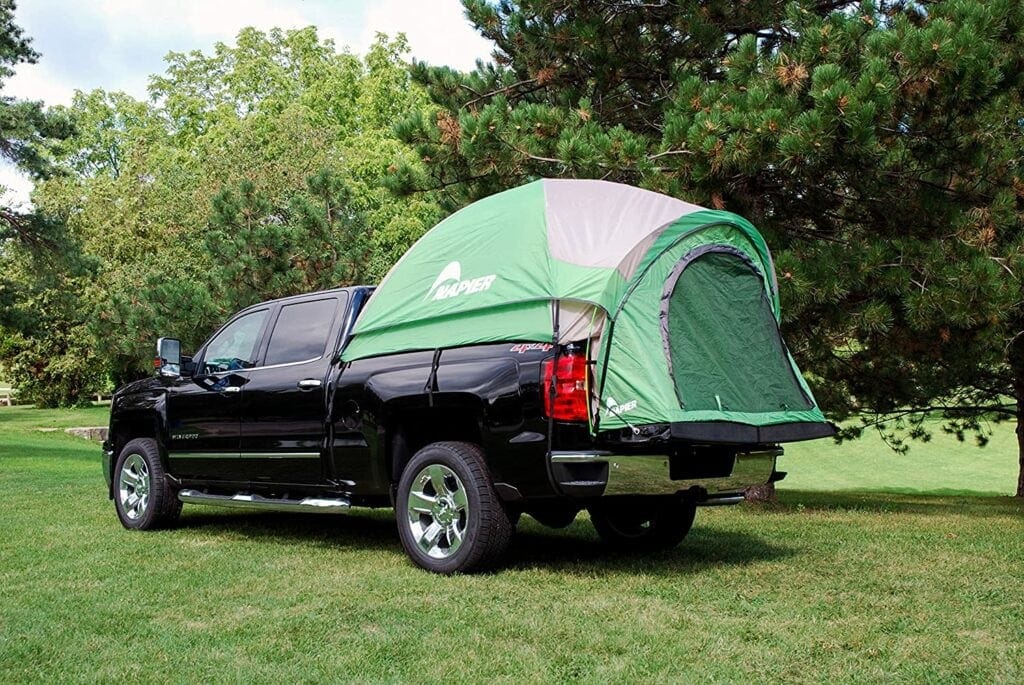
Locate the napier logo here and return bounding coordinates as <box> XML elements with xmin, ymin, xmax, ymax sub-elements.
<box><xmin>603</xmin><ymin>396</ymin><xmax>637</xmax><ymax>417</ymax></box>
<box><xmin>427</xmin><ymin>261</ymin><xmax>497</xmax><ymax>301</ymax></box>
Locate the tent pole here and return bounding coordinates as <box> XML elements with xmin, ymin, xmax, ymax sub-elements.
<box><xmin>593</xmin><ymin>317</ymin><xmax>615</xmax><ymax>434</ymax></box>
<box><xmin>545</xmin><ymin>300</ymin><xmax>560</xmax><ymax>486</ymax></box>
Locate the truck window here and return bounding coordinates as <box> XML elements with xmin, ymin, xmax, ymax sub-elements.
<box><xmin>202</xmin><ymin>308</ymin><xmax>268</xmax><ymax>374</ymax></box>
<box><xmin>264</xmin><ymin>298</ymin><xmax>337</xmax><ymax>366</ymax></box>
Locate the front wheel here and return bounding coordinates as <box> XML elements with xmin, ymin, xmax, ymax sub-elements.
<box><xmin>113</xmin><ymin>438</ymin><xmax>181</xmax><ymax>530</ymax></box>
<box><xmin>588</xmin><ymin>498</ymin><xmax>697</xmax><ymax>551</ymax></box>
<box><xmin>396</xmin><ymin>441</ymin><xmax>513</xmax><ymax>574</ymax></box>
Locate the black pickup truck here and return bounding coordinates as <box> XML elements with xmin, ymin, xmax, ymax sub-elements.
<box><xmin>102</xmin><ymin>285</ymin><xmax>788</xmax><ymax>573</ymax></box>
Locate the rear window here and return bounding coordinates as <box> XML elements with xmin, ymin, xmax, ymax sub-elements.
<box><xmin>264</xmin><ymin>298</ymin><xmax>338</xmax><ymax>366</ymax></box>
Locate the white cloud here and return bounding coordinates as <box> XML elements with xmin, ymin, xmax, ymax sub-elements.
<box><xmin>5</xmin><ymin>63</ymin><xmax>74</xmax><ymax>105</ymax></box>
<box><xmin>5</xmin><ymin>0</ymin><xmax>492</xmax><ymax>106</ymax></box>
<box><xmin>6</xmin><ymin>0</ymin><xmax>345</xmax><ymax>105</ymax></box>
<box><xmin>93</xmin><ymin>0</ymin><xmax>316</xmax><ymax>45</ymax></box>
<box><xmin>357</xmin><ymin>0</ymin><xmax>493</xmax><ymax>70</ymax></box>
<box><xmin>0</xmin><ymin>165</ymin><xmax>34</xmax><ymax>210</ymax></box>
<box><xmin>1</xmin><ymin>0</ymin><xmax>493</xmax><ymax>206</ymax></box>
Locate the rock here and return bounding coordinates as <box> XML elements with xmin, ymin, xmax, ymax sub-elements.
<box><xmin>65</xmin><ymin>426</ymin><xmax>109</xmax><ymax>441</ymax></box>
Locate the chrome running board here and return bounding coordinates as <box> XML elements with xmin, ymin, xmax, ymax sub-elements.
<box><xmin>178</xmin><ymin>489</ymin><xmax>350</xmax><ymax>514</ymax></box>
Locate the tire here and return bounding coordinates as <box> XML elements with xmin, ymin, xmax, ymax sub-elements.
<box><xmin>113</xmin><ymin>438</ymin><xmax>181</xmax><ymax>530</ymax></box>
<box><xmin>588</xmin><ymin>498</ymin><xmax>697</xmax><ymax>551</ymax></box>
<box><xmin>396</xmin><ymin>441</ymin><xmax>513</xmax><ymax>574</ymax></box>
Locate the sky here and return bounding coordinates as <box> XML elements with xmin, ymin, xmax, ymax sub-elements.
<box><xmin>0</xmin><ymin>0</ymin><xmax>494</xmax><ymax>206</ymax></box>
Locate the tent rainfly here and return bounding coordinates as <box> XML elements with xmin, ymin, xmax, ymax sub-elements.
<box><xmin>342</xmin><ymin>179</ymin><xmax>832</xmax><ymax>440</ymax></box>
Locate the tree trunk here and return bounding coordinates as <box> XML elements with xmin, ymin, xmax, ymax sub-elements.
<box><xmin>1010</xmin><ymin>333</ymin><xmax>1024</xmax><ymax>498</ymax></box>
<box><xmin>1007</xmin><ymin>333</ymin><xmax>1024</xmax><ymax>498</ymax></box>
<box><xmin>1016</xmin><ymin>375</ymin><xmax>1023</xmax><ymax>498</ymax></box>
<box><xmin>1017</xmin><ymin>414</ymin><xmax>1023</xmax><ymax>498</ymax></box>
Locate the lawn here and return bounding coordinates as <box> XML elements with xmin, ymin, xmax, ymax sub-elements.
<box><xmin>1</xmin><ymin>405</ymin><xmax>1022</xmax><ymax>682</ymax></box>
<box><xmin>782</xmin><ymin>419</ymin><xmax>1021</xmax><ymax>496</ymax></box>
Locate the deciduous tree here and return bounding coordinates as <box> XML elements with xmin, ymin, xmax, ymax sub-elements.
<box><xmin>32</xmin><ymin>29</ymin><xmax>441</xmax><ymax>384</ymax></box>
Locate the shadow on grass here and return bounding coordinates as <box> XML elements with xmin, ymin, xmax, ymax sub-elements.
<box><xmin>177</xmin><ymin>507</ymin><xmax>794</xmax><ymax>574</ymax></box>
<box><xmin>180</xmin><ymin>508</ymin><xmax>399</xmax><ymax>551</ymax></box>
<box><xmin>505</xmin><ymin>525</ymin><xmax>795</xmax><ymax>574</ymax></box>
<box><xmin>775</xmin><ymin>489</ymin><xmax>1024</xmax><ymax>517</ymax></box>
<box><xmin>163</xmin><ymin>490</ymin><xmax>1023</xmax><ymax>572</ymax></box>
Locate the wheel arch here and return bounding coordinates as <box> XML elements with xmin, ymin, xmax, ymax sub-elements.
<box><xmin>383</xmin><ymin>395</ymin><xmax>486</xmax><ymax>486</ymax></box>
<box><xmin>108</xmin><ymin>410</ymin><xmax>167</xmax><ymax>497</ymax></box>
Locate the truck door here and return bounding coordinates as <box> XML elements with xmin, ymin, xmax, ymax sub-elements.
<box><xmin>166</xmin><ymin>307</ymin><xmax>270</xmax><ymax>481</ymax></box>
<box><xmin>238</xmin><ymin>294</ymin><xmax>347</xmax><ymax>484</ymax></box>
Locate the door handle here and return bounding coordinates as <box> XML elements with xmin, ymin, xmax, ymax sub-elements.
<box><xmin>297</xmin><ymin>379</ymin><xmax>322</xmax><ymax>390</ymax></box>
<box><xmin>222</xmin><ymin>386</ymin><xmax>241</xmax><ymax>394</ymax></box>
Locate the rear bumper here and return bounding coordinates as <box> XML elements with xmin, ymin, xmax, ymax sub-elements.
<box><xmin>670</xmin><ymin>421</ymin><xmax>835</xmax><ymax>443</ymax></box>
<box><xmin>550</xmin><ymin>448</ymin><xmax>781</xmax><ymax>503</ymax></box>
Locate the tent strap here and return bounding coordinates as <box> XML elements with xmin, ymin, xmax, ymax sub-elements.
<box><xmin>545</xmin><ymin>300</ymin><xmax>560</xmax><ymax>488</ymax></box>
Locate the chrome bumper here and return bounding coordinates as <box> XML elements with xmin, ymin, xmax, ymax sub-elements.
<box><xmin>549</xmin><ymin>448</ymin><xmax>780</xmax><ymax>503</ymax></box>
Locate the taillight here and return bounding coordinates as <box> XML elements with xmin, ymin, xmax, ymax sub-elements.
<box><xmin>542</xmin><ymin>353</ymin><xmax>590</xmax><ymax>422</ymax></box>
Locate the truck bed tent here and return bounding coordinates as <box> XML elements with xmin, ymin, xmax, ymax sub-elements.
<box><xmin>342</xmin><ymin>179</ymin><xmax>832</xmax><ymax>442</ymax></box>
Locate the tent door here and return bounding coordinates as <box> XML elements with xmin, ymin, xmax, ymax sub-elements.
<box><xmin>660</xmin><ymin>245</ymin><xmax>813</xmax><ymax>416</ymax></box>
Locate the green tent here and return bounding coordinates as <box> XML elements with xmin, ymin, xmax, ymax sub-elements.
<box><xmin>343</xmin><ymin>179</ymin><xmax>831</xmax><ymax>441</ymax></box>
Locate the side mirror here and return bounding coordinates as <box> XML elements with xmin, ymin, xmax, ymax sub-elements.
<box><xmin>156</xmin><ymin>337</ymin><xmax>182</xmax><ymax>378</ymax></box>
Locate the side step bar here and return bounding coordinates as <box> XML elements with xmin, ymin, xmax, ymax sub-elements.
<box><xmin>178</xmin><ymin>489</ymin><xmax>350</xmax><ymax>514</ymax></box>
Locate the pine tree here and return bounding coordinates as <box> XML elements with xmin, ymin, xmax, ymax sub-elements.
<box><xmin>0</xmin><ymin>0</ymin><xmax>90</xmax><ymax>406</ymax></box>
<box><xmin>390</xmin><ymin>1</ymin><xmax>1024</xmax><ymax>496</ymax></box>
<box><xmin>203</xmin><ymin>170</ymin><xmax>372</xmax><ymax>315</ymax></box>
<box><xmin>0</xmin><ymin>0</ymin><xmax>71</xmax><ymax>212</ymax></box>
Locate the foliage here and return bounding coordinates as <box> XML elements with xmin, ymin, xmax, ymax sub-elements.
<box><xmin>0</xmin><ymin>213</ymin><xmax>102</xmax><ymax>407</ymax></box>
<box><xmin>28</xmin><ymin>29</ymin><xmax>441</xmax><ymax>385</ymax></box>
<box><xmin>392</xmin><ymin>0</ymin><xmax>1024</xmax><ymax>492</ymax></box>
<box><xmin>0</xmin><ymin>1</ymin><xmax>87</xmax><ymax>406</ymax></box>
<box><xmin>0</xmin><ymin>0</ymin><xmax>71</xmax><ymax>184</ymax></box>
<box><xmin>206</xmin><ymin>169</ymin><xmax>373</xmax><ymax>310</ymax></box>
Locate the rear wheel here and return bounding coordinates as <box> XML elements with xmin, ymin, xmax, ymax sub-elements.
<box><xmin>588</xmin><ymin>498</ymin><xmax>696</xmax><ymax>551</ymax></box>
<box><xmin>114</xmin><ymin>438</ymin><xmax>181</xmax><ymax>530</ymax></box>
<box><xmin>396</xmin><ymin>441</ymin><xmax>512</xmax><ymax>574</ymax></box>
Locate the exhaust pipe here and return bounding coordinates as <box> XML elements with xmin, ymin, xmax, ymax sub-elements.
<box><xmin>698</xmin><ymin>494</ymin><xmax>745</xmax><ymax>507</ymax></box>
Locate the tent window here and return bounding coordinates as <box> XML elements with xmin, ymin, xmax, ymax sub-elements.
<box><xmin>662</xmin><ymin>250</ymin><xmax>812</xmax><ymax>414</ymax></box>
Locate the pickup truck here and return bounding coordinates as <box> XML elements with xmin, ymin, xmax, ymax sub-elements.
<box><xmin>103</xmin><ymin>179</ymin><xmax>834</xmax><ymax>573</ymax></box>
<box><xmin>103</xmin><ymin>285</ymin><xmax>787</xmax><ymax>573</ymax></box>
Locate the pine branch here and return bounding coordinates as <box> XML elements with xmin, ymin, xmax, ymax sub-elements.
<box><xmin>461</xmin><ymin>77</ymin><xmax>539</xmax><ymax>109</ymax></box>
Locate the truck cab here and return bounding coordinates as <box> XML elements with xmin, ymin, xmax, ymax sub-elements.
<box><xmin>103</xmin><ymin>288</ymin><xmax>367</xmax><ymax>517</ymax></box>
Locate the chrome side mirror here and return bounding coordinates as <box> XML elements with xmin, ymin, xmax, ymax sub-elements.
<box><xmin>156</xmin><ymin>337</ymin><xmax>182</xmax><ymax>378</ymax></box>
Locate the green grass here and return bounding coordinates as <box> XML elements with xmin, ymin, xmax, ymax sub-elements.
<box><xmin>783</xmin><ymin>419</ymin><xmax>1020</xmax><ymax>496</ymax></box>
<box><xmin>1</xmin><ymin>405</ymin><xmax>1022</xmax><ymax>682</ymax></box>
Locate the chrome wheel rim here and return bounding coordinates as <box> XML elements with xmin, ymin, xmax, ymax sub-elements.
<box><xmin>406</xmin><ymin>464</ymin><xmax>469</xmax><ymax>559</ymax></box>
<box><xmin>118</xmin><ymin>454</ymin><xmax>150</xmax><ymax>521</ymax></box>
